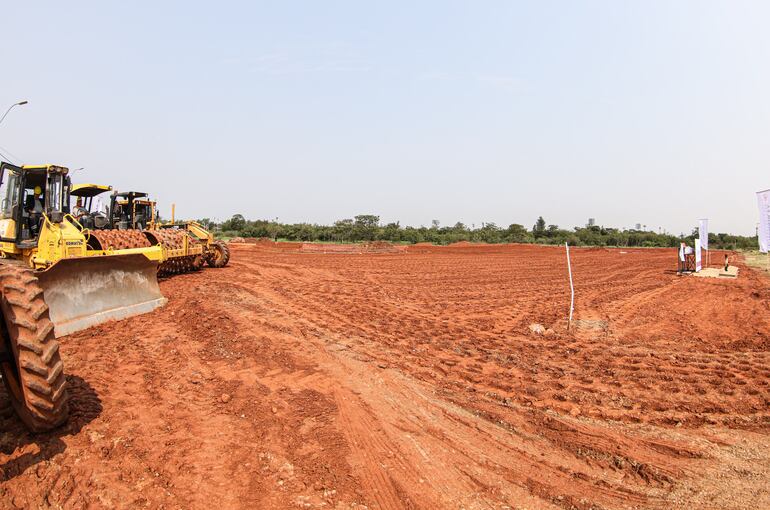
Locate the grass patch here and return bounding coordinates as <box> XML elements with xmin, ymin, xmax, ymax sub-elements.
<box><xmin>742</xmin><ymin>251</ymin><xmax>770</xmax><ymax>274</ymax></box>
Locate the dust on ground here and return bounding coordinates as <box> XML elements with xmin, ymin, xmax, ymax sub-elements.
<box><xmin>1</xmin><ymin>243</ymin><xmax>768</xmax><ymax>509</ymax></box>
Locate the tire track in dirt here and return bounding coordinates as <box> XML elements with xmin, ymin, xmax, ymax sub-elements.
<box><xmin>2</xmin><ymin>243</ymin><xmax>769</xmax><ymax>509</ymax></box>
<box><xmin>211</xmin><ymin>259</ymin><xmax>709</xmax><ymax>509</ymax></box>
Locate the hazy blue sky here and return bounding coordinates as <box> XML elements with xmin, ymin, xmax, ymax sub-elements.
<box><xmin>2</xmin><ymin>1</ymin><xmax>768</xmax><ymax>235</ymax></box>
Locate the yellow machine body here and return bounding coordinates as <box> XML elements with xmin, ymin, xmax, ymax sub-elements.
<box><xmin>70</xmin><ymin>182</ymin><xmax>227</xmax><ymax>272</ymax></box>
<box><xmin>0</xmin><ymin>164</ymin><xmax>167</xmax><ymax>337</ymax></box>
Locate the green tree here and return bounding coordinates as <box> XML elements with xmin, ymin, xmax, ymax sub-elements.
<box><xmin>381</xmin><ymin>221</ymin><xmax>402</xmax><ymax>241</ymax></box>
<box><xmin>333</xmin><ymin>219</ymin><xmax>354</xmax><ymax>242</ymax></box>
<box><xmin>353</xmin><ymin>214</ymin><xmax>380</xmax><ymax>241</ymax></box>
<box><xmin>221</xmin><ymin>213</ymin><xmax>246</xmax><ymax>232</ymax></box>
<box><xmin>505</xmin><ymin>223</ymin><xmax>529</xmax><ymax>243</ymax></box>
<box><xmin>354</xmin><ymin>214</ymin><xmax>380</xmax><ymax>228</ymax></box>
<box><xmin>533</xmin><ymin>216</ymin><xmax>546</xmax><ymax>238</ymax></box>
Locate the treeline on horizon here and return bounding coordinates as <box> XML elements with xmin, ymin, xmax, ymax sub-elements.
<box><xmin>198</xmin><ymin>214</ymin><xmax>758</xmax><ymax>250</ymax></box>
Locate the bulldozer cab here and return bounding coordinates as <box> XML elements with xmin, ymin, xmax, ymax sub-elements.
<box><xmin>0</xmin><ymin>163</ymin><xmax>71</xmax><ymax>247</ymax></box>
<box><xmin>70</xmin><ymin>183</ymin><xmax>112</xmax><ymax>229</ymax></box>
<box><xmin>110</xmin><ymin>191</ymin><xmax>155</xmax><ymax>230</ymax></box>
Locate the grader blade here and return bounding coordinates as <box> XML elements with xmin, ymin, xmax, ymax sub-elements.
<box><xmin>37</xmin><ymin>254</ymin><xmax>167</xmax><ymax>337</ymax></box>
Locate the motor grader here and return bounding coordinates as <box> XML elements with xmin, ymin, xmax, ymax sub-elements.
<box><xmin>71</xmin><ymin>184</ymin><xmax>229</xmax><ymax>273</ymax></box>
<box><xmin>0</xmin><ymin>163</ymin><xmax>167</xmax><ymax>432</ymax></box>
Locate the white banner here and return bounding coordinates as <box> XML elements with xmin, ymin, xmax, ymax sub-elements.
<box><xmin>758</xmin><ymin>190</ymin><xmax>770</xmax><ymax>253</ymax></box>
<box><xmin>699</xmin><ymin>219</ymin><xmax>708</xmax><ymax>251</ymax></box>
<box><xmin>695</xmin><ymin>238</ymin><xmax>702</xmax><ymax>272</ymax></box>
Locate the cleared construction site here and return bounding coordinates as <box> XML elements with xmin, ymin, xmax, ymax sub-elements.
<box><xmin>1</xmin><ymin>235</ymin><xmax>768</xmax><ymax>508</ymax></box>
<box><xmin>2</xmin><ymin>3</ymin><xmax>770</xmax><ymax>509</ymax></box>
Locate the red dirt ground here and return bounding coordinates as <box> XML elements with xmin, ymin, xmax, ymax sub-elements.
<box><xmin>1</xmin><ymin>243</ymin><xmax>769</xmax><ymax>509</ymax></box>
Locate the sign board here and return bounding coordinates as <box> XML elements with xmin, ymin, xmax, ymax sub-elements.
<box><xmin>695</xmin><ymin>238</ymin><xmax>702</xmax><ymax>272</ymax></box>
<box><xmin>758</xmin><ymin>190</ymin><xmax>770</xmax><ymax>253</ymax></box>
<box><xmin>699</xmin><ymin>219</ymin><xmax>708</xmax><ymax>251</ymax></box>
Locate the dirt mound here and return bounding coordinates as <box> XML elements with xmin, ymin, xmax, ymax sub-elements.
<box><xmin>300</xmin><ymin>243</ymin><xmax>358</xmax><ymax>253</ymax></box>
<box><xmin>273</xmin><ymin>241</ymin><xmax>303</xmax><ymax>251</ymax></box>
<box><xmin>228</xmin><ymin>237</ymin><xmax>245</xmax><ymax>243</ymax></box>
<box><xmin>242</xmin><ymin>237</ymin><xmax>275</xmax><ymax>245</ymax></box>
<box><xmin>363</xmin><ymin>241</ymin><xmax>403</xmax><ymax>253</ymax></box>
<box><xmin>299</xmin><ymin>242</ymin><xmax>403</xmax><ymax>254</ymax></box>
<box><xmin>231</xmin><ymin>238</ymin><xmax>304</xmax><ymax>251</ymax></box>
<box><xmin>407</xmin><ymin>242</ymin><xmax>439</xmax><ymax>253</ymax></box>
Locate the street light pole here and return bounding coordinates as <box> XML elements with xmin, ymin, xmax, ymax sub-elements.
<box><xmin>0</xmin><ymin>100</ymin><xmax>29</xmax><ymax>126</ymax></box>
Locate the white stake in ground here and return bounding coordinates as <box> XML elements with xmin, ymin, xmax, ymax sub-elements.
<box><xmin>565</xmin><ymin>242</ymin><xmax>574</xmax><ymax>330</ymax></box>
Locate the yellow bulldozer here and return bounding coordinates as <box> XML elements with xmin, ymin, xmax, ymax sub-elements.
<box><xmin>71</xmin><ymin>184</ymin><xmax>229</xmax><ymax>273</ymax></box>
<box><xmin>0</xmin><ymin>163</ymin><xmax>168</xmax><ymax>431</ymax></box>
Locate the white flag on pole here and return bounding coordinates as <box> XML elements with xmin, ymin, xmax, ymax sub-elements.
<box><xmin>699</xmin><ymin>219</ymin><xmax>708</xmax><ymax>250</ymax></box>
<box><xmin>757</xmin><ymin>190</ymin><xmax>770</xmax><ymax>253</ymax></box>
<box><xmin>695</xmin><ymin>238</ymin><xmax>702</xmax><ymax>272</ymax></box>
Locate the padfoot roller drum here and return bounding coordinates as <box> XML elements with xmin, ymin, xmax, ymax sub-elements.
<box><xmin>144</xmin><ymin>230</ymin><xmax>203</xmax><ymax>276</ymax></box>
<box><xmin>144</xmin><ymin>229</ymin><xmax>185</xmax><ymax>251</ymax></box>
<box><xmin>87</xmin><ymin>230</ymin><xmax>152</xmax><ymax>250</ymax></box>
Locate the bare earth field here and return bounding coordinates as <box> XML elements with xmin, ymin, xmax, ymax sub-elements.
<box><xmin>2</xmin><ymin>243</ymin><xmax>769</xmax><ymax>509</ymax></box>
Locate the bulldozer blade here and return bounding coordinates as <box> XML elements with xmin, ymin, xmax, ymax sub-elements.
<box><xmin>37</xmin><ymin>254</ymin><xmax>167</xmax><ymax>337</ymax></box>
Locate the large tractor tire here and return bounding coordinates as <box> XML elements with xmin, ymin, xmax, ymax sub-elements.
<box><xmin>207</xmin><ymin>241</ymin><xmax>230</xmax><ymax>268</ymax></box>
<box><xmin>0</xmin><ymin>265</ymin><xmax>68</xmax><ymax>432</ymax></box>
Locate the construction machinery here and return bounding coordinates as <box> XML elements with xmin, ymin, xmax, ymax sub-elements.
<box><xmin>158</xmin><ymin>204</ymin><xmax>230</xmax><ymax>270</ymax></box>
<box><xmin>70</xmin><ymin>184</ymin><xmax>229</xmax><ymax>273</ymax></box>
<box><xmin>70</xmin><ymin>183</ymin><xmax>112</xmax><ymax>229</ymax></box>
<box><xmin>72</xmin><ymin>185</ymin><xmax>153</xmax><ymax>231</ymax></box>
<box><xmin>108</xmin><ymin>190</ymin><xmax>155</xmax><ymax>231</ymax></box>
<box><xmin>0</xmin><ymin>163</ymin><xmax>167</xmax><ymax>431</ymax></box>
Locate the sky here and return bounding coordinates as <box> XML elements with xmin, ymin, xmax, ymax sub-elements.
<box><xmin>1</xmin><ymin>1</ymin><xmax>768</xmax><ymax>236</ymax></box>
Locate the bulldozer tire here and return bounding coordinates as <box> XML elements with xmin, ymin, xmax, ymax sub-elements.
<box><xmin>208</xmin><ymin>242</ymin><xmax>230</xmax><ymax>268</ymax></box>
<box><xmin>0</xmin><ymin>265</ymin><xmax>68</xmax><ymax>432</ymax></box>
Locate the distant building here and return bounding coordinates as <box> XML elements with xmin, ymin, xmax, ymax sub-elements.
<box><xmin>587</xmin><ymin>218</ymin><xmax>595</xmax><ymax>227</ymax></box>
<box><xmin>635</xmin><ymin>223</ymin><xmax>642</xmax><ymax>230</ymax></box>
